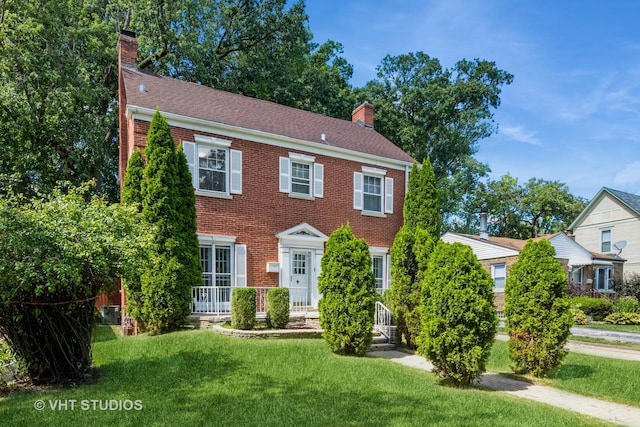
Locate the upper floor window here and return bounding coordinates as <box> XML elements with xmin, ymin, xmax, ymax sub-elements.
<box><xmin>492</xmin><ymin>263</ymin><xmax>506</xmax><ymax>291</ymax></box>
<box><xmin>353</xmin><ymin>166</ymin><xmax>393</xmax><ymax>215</ymax></box>
<box><xmin>183</xmin><ymin>136</ymin><xmax>242</xmax><ymax>197</ymax></box>
<box><xmin>601</xmin><ymin>229</ymin><xmax>612</xmax><ymax>253</ymax></box>
<box><xmin>279</xmin><ymin>153</ymin><xmax>323</xmax><ymax>198</ymax></box>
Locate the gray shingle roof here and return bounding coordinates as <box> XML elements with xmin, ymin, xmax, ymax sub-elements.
<box><xmin>604</xmin><ymin>187</ymin><xmax>640</xmax><ymax>216</ymax></box>
<box><xmin>121</xmin><ymin>66</ymin><xmax>414</xmax><ymax>164</ymax></box>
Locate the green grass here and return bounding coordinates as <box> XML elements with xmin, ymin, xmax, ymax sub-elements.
<box><xmin>566</xmin><ymin>335</ymin><xmax>640</xmax><ymax>350</ymax></box>
<box><xmin>488</xmin><ymin>340</ymin><xmax>640</xmax><ymax>407</ymax></box>
<box><xmin>0</xmin><ymin>328</ymin><xmax>608</xmax><ymax>427</ymax></box>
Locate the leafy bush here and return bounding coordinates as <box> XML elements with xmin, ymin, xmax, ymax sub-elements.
<box><xmin>505</xmin><ymin>239</ymin><xmax>573</xmax><ymax>377</ymax></box>
<box><xmin>231</xmin><ymin>288</ymin><xmax>256</xmax><ymax>330</ymax></box>
<box><xmin>266</xmin><ymin>288</ymin><xmax>290</xmax><ymax>329</ymax></box>
<box><xmin>571</xmin><ymin>296</ymin><xmax>613</xmax><ymax>321</ymax></box>
<box><xmin>570</xmin><ymin>308</ymin><xmax>589</xmax><ymax>325</ymax></box>
<box><xmin>613</xmin><ymin>296</ymin><xmax>639</xmax><ymax>314</ymax></box>
<box><xmin>613</xmin><ymin>272</ymin><xmax>640</xmax><ymax>301</ymax></box>
<box><xmin>0</xmin><ymin>187</ymin><xmax>149</xmax><ymax>384</ymax></box>
<box><xmin>318</xmin><ymin>224</ymin><xmax>377</xmax><ymax>356</ymax></box>
<box><xmin>418</xmin><ymin>241</ymin><xmax>497</xmax><ymax>386</ymax></box>
<box><xmin>604</xmin><ymin>312</ymin><xmax>640</xmax><ymax>325</ymax></box>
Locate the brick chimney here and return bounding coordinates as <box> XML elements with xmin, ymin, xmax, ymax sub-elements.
<box><xmin>352</xmin><ymin>102</ymin><xmax>374</xmax><ymax>128</ymax></box>
<box><xmin>118</xmin><ymin>29</ymin><xmax>138</xmax><ymax>67</ymax></box>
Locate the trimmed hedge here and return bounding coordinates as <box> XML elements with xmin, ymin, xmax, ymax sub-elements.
<box><xmin>231</xmin><ymin>288</ymin><xmax>256</xmax><ymax>330</ymax></box>
<box><xmin>604</xmin><ymin>312</ymin><xmax>640</xmax><ymax>325</ymax></box>
<box><xmin>571</xmin><ymin>296</ymin><xmax>613</xmax><ymax>321</ymax></box>
<box><xmin>266</xmin><ymin>288</ymin><xmax>290</xmax><ymax>329</ymax></box>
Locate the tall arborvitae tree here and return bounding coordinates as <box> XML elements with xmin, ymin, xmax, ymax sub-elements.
<box><xmin>121</xmin><ymin>149</ymin><xmax>145</xmax><ymax>208</ymax></box>
<box><xmin>505</xmin><ymin>239</ymin><xmax>573</xmax><ymax>377</ymax></box>
<box><xmin>318</xmin><ymin>224</ymin><xmax>377</xmax><ymax>356</ymax></box>
<box><xmin>121</xmin><ymin>148</ymin><xmax>146</xmax><ymax>322</ymax></box>
<box><xmin>418</xmin><ymin>241</ymin><xmax>497</xmax><ymax>386</ymax></box>
<box><xmin>136</xmin><ymin>110</ymin><xmax>198</xmax><ymax>333</ymax></box>
<box><xmin>388</xmin><ymin>158</ymin><xmax>439</xmax><ymax>348</ymax></box>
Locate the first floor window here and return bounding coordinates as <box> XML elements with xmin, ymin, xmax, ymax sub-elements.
<box><xmin>372</xmin><ymin>255</ymin><xmax>385</xmax><ymax>292</ymax></box>
<box><xmin>201</xmin><ymin>245</ymin><xmax>232</xmax><ymax>287</ymax></box>
<box><xmin>492</xmin><ymin>263</ymin><xmax>506</xmax><ymax>291</ymax></box>
<box><xmin>572</xmin><ymin>267</ymin><xmax>583</xmax><ymax>286</ymax></box>
<box><xmin>595</xmin><ymin>267</ymin><xmax>613</xmax><ymax>291</ymax></box>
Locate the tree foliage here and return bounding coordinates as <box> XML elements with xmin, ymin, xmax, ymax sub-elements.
<box><xmin>0</xmin><ymin>186</ymin><xmax>150</xmax><ymax>384</ymax></box>
<box><xmin>126</xmin><ymin>111</ymin><xmax>201</xmax><ymax>333</ymax></box>
<box><xmin>481</xmin><ymin>174</ymin><xmax>586</xmax><ymax>239</ymax></box>
<box><xmin>505</xmin><ymin>239</ymin><xmax>573</xmax><ymax>377</ymax></box>
<box><xmin>418</xmin><ymin>241</ymin><xmax>497</xmax><ymax>386</ymax></box>
<box><xmin>0</xmin><ymin>0</ymin><xmax>119</xmax><ymax>200</ymax></box>
<box><xmin>359</xmin><ymin>52</ymin><xmax>513</xmax><ymax>181</ymax></box>
<box><xmin>318</xmin><ymin>224</ymin><xmax>377</xmax><ymax>356</ymax></box>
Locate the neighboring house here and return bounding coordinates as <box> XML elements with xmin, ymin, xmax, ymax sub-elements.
<box><xmin>569</xmin><ymin>187</ymin><xmax>640</xmax><ymax>278</ymax></box>
<box><xmin>117</xmin><ymin>32</ymin><xmax>413</xmax><ymax>317</ymax></box>
<box><xmin>441</xmin><ymin>231</ymin><xmax>624</xmax><ymax>311</ymax></box>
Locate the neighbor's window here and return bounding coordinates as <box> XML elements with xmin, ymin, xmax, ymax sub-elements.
<box><xmin>595</xmin><ymin>267</ymin><xmax>613</xmax><ymax>291</ymax></box>
<box><xmin>601</xmin><ymin>229</ymin><xmax>612</xmax><ymax>253</ymax></box>
<box><xmin>492</xmin><ymin>263</ymin><xmax>506</xmax><ymax>291</ymax></box>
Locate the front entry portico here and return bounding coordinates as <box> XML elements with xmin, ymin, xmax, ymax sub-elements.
<box><xmin>276</xmin><ymin>223</ymin><xmax>328</xmax><ymax>310</ymax></box>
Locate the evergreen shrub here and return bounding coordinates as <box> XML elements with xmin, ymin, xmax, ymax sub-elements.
<box><xmin>418</xmin><ymin>241</ymin><xmax>497</xmax><ymax>386</ymax></box>
<box><xmin>266</xmin><ymin>288</ymin><xmax>290</xmax><ymax>329</ymax></box>
<box><xmin>231</xmin><ymin>288</ymin><xmax>256</xmax><ymax>330</ymax></box>
<box><xmin>571</xmin><ymin>296</ymin><xmax>613</xmax><ymax>320</ymax></box>
<box><xmin>505</xmin><ymin>239</ymin><xmax>573</xmax><ymax>377</ymax></box>
<box><xmin>318</xmin><ymin>225</ymin><xmax>377</xmax><ymax>356</ymax></box>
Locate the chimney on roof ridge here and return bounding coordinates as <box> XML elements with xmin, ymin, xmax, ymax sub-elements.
<box><xmin>352</xmin><ymin>102</ymin><xmax>374</xmax><ymax>129</ymax></box>
<box><xmin>118</xmin><ymin>30</ymin><xmax>138</xmax><ymax>67</ymax></box>
<box><xmin>479</xmin><ymin>211</ymin><xmax>489</xmax><ymax>240</ymax></box>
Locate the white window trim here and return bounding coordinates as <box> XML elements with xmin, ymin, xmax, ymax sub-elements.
<box><xmin>197</xmin><ymin>234</ymin><xmax>246</xmax><ymax>288</ymax></box>
<box><xmin>370</xmin><ymin>247</ymin><xmax>389</xmax><ymax>292</ymax></box>
<box><xmin>601</xmin><ymin>229</ymin><xmax>612</xmax><ymax>253</ymax></box>
<box><xmin>183</xmin><ymin>139</ymin><xmax>242</xmax><ymax>198</ymax></box>
<box><xmin>279</xmin><ymin>154</ymin><xmax>323</xmax><ymax>199</ymax></box>
<box><xmin>491</xmin><ymin>263</ymin><xmax>506</xmax><ymax>291</ymax></box>
<box><xmin>354</xmin><ymin>169</ymin><xmax>393</xmax><ymax>216</ymax></box>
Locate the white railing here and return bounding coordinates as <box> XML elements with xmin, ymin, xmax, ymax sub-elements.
<box><xmin>374</xmin><ymin>301</ymin><xmax>393</xmax><ymax>343</ymax></box>
<box><xmin>191</xmin><ymin>286</ymin><xmax>315</xmax><ymax>315</ymax></box>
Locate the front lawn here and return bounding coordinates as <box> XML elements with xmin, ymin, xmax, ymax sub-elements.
<box><xmin>0</xmin><ymin>329</ymin><xmax>606</xmax><ymax>426</ymax></box>
<box><xmin>487</xmin><ymin>340</ymin><xmax>640</xmax><ymax>407</ymax></box>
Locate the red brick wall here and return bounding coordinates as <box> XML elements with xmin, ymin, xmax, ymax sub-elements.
<box><xmin>122</xmin><ymin>119</ymin><xmax>406</xmax><ymax>288</ymax></box>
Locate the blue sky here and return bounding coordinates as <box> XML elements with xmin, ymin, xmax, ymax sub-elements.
<box><xmin>305</xmin><ymin>0</ymin><xmax>640</xmax><ymax>200</ymax></box>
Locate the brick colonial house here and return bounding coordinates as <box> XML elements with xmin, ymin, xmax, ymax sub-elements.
<box><xmin>441</xmin><ymin>230</ymin><xmax>624</xmax><ymax>312</ymax></box>
<box><xmin>117</xmin><ymin>32</ymin><xmax>413</xmax><ymax>317</ymax></box>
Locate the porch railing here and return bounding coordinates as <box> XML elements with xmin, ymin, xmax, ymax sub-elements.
<box><xmin>191</xmin><ymin>286</ymin><xmax>315</xmax><ymax>315</ymax></box>
<box><xmin>374</xmin><ymin>301</ymin><xmax>393</xmax><ymax>344</ymax></box>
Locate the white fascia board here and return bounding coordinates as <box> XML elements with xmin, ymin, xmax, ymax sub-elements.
<box><xmin>126</xmin><ymin>105</ymin><xmax>412</xmax><ymax>172</ymax></box>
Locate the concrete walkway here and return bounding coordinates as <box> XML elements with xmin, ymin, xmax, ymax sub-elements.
<box><xmin>368</xmin><ymin>350</ymin><xmax>640</xmax><ymax>426</ymax></box>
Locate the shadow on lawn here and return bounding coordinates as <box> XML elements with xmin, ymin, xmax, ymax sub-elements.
<box><xmin>548</xmin><ymin>363</ymin><xmax>595</xmax><ymax>380</ymax></box>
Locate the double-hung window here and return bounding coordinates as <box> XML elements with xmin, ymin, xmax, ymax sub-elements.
<box><xmin>354</xmin><ymin>166</ymin><xmax>393</xmax><ymax>215</ymax></box>
<box><xmin>279</xmin><ymin>153</ymin><xmax>323</xmax><ymax>198</ymax></box>
<box><xmin>601</xmin><ymin>229</ymin><xmax>612</xmax><ymax>253</ymax></box>
<box><xmin>492</xmin><ymin>263</ymin><xmax>506</xmax><ymax>291</ymax></box>
<box><xmin>182</xmin><ymin>135</ymin><xmax>242</xmax><ymax>196</ymax></box>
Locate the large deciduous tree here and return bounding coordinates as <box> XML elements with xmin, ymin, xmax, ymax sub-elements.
<box><xmin>481</xmin><ymin>174</ymin><xmax>586</xmax><ymax>239</ymax></box>
<box><xmin>0</xmin><ymin>0</ymin><xmax>119</xmax><ymax>200</ymax></box>
<box><xmin>359</xmin><ymin>52</ymin><xmax>513</xmax><ymax>181</ymax></box>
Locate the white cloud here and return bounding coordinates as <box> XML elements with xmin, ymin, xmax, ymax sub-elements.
<box><xmin>614</xmin><ymin>161</ymin><xmax>640</xmax><ymax>185</ymax></box>
<box><xmin>500</xmin><ymin>126</ymin><xmax>540</xmax><ymax>145</ymax></box>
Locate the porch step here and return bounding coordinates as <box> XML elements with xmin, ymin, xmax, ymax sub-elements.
<box><xmin>368</xmin><ymin>342</ymin><xmax>396</xmax><ymax>352</ymax></box>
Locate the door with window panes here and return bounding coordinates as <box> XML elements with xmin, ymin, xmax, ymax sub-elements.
<box><xmin>290</xmin><ymin>250</ymin><xmax>313</xmax><ymax>307</ymax></box>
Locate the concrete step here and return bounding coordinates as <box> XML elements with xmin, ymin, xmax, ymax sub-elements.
<box><xmin>368</xmin><ymin>342</ymin><xmax>396</xmax><ymax>352</ymax></box>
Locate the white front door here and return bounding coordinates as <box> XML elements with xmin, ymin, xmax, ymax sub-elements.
<box><xmin>291</xmin><ymin>249</ymin><xmax>313</xmax><ymax>306</ymax></box>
